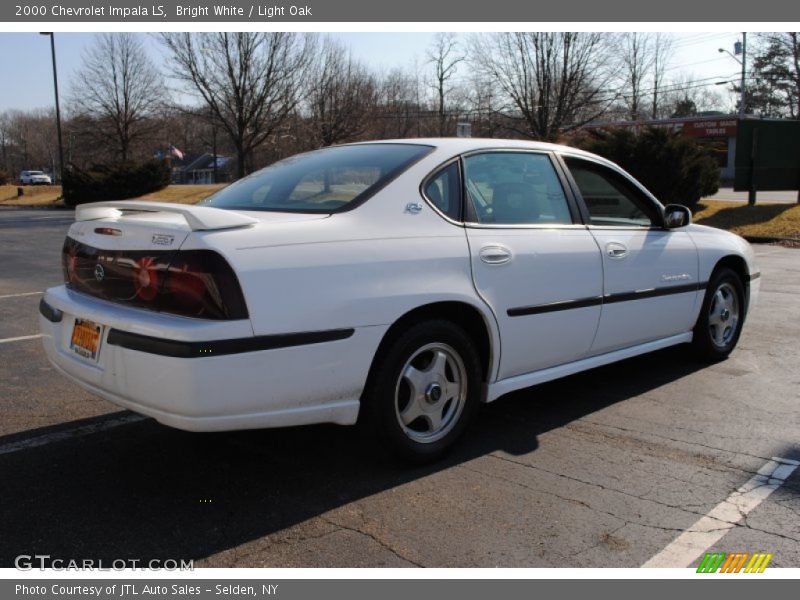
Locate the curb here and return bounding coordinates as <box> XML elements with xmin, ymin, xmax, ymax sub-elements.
<box><xmin>0</xmin><ymin>203</ymin><xmax>70</xmax><ymax>211</ymax></box>
<box><xmin>742</xmin><ymin>235</ymin><xmax>800</xmax><ymax>245</ymax></box>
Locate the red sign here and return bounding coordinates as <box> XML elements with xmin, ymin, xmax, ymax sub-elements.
<box><xmin>683</xmin><ymin>119</ymin><xmax>737</xmax><ymax>138</ymax></box>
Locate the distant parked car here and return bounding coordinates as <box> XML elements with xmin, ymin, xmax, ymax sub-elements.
<box><xmin>20</xmin><ymin>170</ymin><xmax>52</xmax><ymax>185</ymax></box>
<box><xmin>39</xmin><ymin>139</ymin><xmax>760</xmax><ymax>462</ymax></box>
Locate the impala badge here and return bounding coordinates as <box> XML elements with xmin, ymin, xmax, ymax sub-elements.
<box><xmin>661</xmin><ymin>273</ymin><xmax>692</xmax><ymax>282</ymax></box>
<box><xmin>404</xmin><ymin>202</ymin><xmax>423</xmax><ymax>214</ymax></box>
<box><xmin>94</xmin><ymin>264</ymin><xmax>105</xmax><ymax>282</ymax></box>
<box><xmin>152</xmin><ymin>233</ymin><xmax>175</xmax><ymax>246</ymax></box>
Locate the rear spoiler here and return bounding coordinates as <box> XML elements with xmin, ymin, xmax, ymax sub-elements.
<box><xmin>74</xmin><ymin>201</ymin><xmax>259</xmax><ymax>231</ymax></box>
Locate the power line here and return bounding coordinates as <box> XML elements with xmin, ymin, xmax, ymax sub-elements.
<box><xmin>671</xmin><ymin>33</ymin><xmax>735</xmax><ymax>49</ymax></box>
<box><xmin>663</xmin><ymin>56</ymin><xmax>729</xmax><ymax>73</ymax></box>
<box><xmin>589</xmin><ymin>72</ymin><xmax>741</xmax><ymax>104</ymax></box>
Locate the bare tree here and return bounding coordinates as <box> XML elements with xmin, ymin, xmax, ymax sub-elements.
<box><xmin>0</xmin><ymin>112</ymin><xmax>11</xmax><ymax>173</ymax></box>
<box><xmin>650</xmin><ymin>33</ymin><xmax>674</xmax><ymax>119</ymax></box>
<box><xmin>615</xmin><ymin>33</ymin><xmax>674</xmax><ymax>120</ymax></box>
<box><xmin>426</xmin><ymin>33</ymin><xmax>465</xmax><ymax>136</ymax></box>
<box><xmin>460</xmin><ymin>73</ymin><xmax>505</xmax><ymax>137</ymax></box>
<box><xmin>308</xmin><ymin>38</ymin><xmax>378</xmax><ymax>146</ymax></box>
<box><xmin>70</xmin><ymin>33</ymin><xmax>164</xmax><ymax>162</ymax></box>
<box><xmin>377</xmin><ymin>67</ymin><xmax>424</xmax><ymax>139</ymax></box>
<box><xmin>1</xmin><ymin>109</ymin><xmax>59</xmax><ymax>175</ymax></box>
<box><xmin>616</xmin><ymin>33</ymin><xmax>656</xmax><ymax>120</ymax></box>
<box><xmin>469</xmin><ymin>32</ymin><xmax>614</xmax><ymax>140</ymax></box>
<box><xmin>660</xmin><ymin>73</ymin><xmax>728</xmax><ymax>117</ymax></box>
<box><xmin>161</xmin><ymin>32</ymin><xmax>315</xmax><ymax>178</ymax></box>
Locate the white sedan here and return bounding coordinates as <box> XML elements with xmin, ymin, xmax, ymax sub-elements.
<box><xmin>20</xmin><ymin>170</ymin><xmax>52</xmax><ymax>185</ymax></box>
<box><xmin>39</xmin><ymin>139</ymin><xmax>759</xmax><ymax>461</ymax></box>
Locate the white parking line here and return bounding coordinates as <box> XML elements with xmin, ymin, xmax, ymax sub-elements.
<box><xmin>0</xmin><ymin>334</ymin><xmax>43</xmax><ymax>345</ymax></box>
<box><xmin>0</xmin><ymin>414</ymin><xmax>147</xmax><ymax>456</ymax></box>
<box><xmin>643</xmin><ymin>457</ymin><xmax>800</xmax><ymax>568</ymax></box>
<box><xmin>0</xmin><ymin>291</ymin><xmax>43</xmax><ymax>300</ymax></box>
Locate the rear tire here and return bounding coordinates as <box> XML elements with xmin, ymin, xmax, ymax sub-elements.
<box><xmin>692</xmin><ymin>267</ymin><xmax>745</xmax><ymax>361</ymax></box>
<box><xmin>360</xmin><ymin>319</ymin><xmax>482</xmax><ymax>463</ymax></box>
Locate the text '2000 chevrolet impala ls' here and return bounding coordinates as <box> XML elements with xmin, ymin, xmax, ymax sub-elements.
<box><xmin>39</xmin><ymin>139</ymin><xmax>760</xmax><ymax>461</ymax></box>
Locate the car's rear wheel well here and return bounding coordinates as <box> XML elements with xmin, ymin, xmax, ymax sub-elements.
<box><xmin>366</xmin><ymin>302</ymin><xmax>493</xmax><ymax>389</ymax></box>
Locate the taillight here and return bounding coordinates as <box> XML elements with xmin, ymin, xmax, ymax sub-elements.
<box><xmin>133</xmin><ymin>257</ymin><xmax>160</xmax><ymax>301</ymax></box>
<box><xmin>163</xmin><ymin>251</ymin><xmax>249</xmax><ymax>319</ymax></box>
<box><xmin>168</xmin><ymin>261</ymin><xmax>208</xmax><ymax>309</ymax></box>
<box><xmin>64</xmin><ymin>247</ymin><xmax>79</xmax><ymax>284</ymax></box>
<box><xmin>62</xmin><ymin>238</ymin><xmax>248</xmax><ymax>320</ymax></box>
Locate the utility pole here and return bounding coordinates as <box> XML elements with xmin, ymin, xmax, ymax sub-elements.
<box><xmin>741</xmin><ymin>33</ymin><xmax>757</xmax><ymax>206</ymax></box>
<box><xmin>40</xmin><ymin>33</ymin><xmax>65</xmax><ymax>185</ymax></box>
<box><xmin>739</xmin><ymin>32</ymin><xmax>747</xmax><ymax>120</ymax></box>
<box><xmin>721</xmin><ymin>34</ymin><xmax>754</xmax><ymax>205</ymax></box>
<box><xmin>212</xmin><ymin>124</ymin><xmax>218</xmax><ymax>184</ymax></box>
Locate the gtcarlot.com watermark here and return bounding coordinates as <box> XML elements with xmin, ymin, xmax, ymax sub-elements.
<box><xmin>15</xmin><ymin>555</ymin><xmax>194</xmax><ymax>571</ymax></box>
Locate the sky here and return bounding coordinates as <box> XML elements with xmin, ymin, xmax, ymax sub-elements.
<box><xmin>0</xmin><ymin>31</ymin><xmax>745</xmax><ymax>113</ymax></box>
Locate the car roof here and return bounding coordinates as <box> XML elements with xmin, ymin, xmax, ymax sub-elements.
<box><xmin>346</xmin><ymin>137</ymin><xmax>660</xmax><ymax>206</ymax></box>
<box><xmin>351</xmin><ymin>137</ymin><xmax>602</xmax><ymax>161</ymax></box>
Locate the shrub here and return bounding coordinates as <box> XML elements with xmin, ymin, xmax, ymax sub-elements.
<box><xmin>0</xmin><ymin>169</ymin><xmax>9</xmax><ymax>185</ymax></box>
<box><xmin>62</xmin><ymin>160</ymin><xmax>171</xmax><ymax>207</ymax></box>
<box><xmin>577</xmin><ymin>126</ymin><xmax>720</xmax><ymax>210</ymax></box>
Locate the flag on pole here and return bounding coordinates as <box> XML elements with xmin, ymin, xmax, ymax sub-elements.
<box><xmin>169</xmin><ymin>145</ymin><xmax>184</xmax><ymax>160</ymax></box>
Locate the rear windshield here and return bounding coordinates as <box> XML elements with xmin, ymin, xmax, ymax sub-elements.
<box><xmin>202</xmin><ymin>143</ymin><xmax>432</xmax><ymax>213</ymax></box>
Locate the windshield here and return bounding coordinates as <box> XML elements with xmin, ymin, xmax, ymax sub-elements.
<box><xmin>202</xmin><ymin>143</ymin><xmax>433</xmax><ymax>213</ymax></box>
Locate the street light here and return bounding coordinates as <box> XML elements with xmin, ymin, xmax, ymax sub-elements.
<box><xmin>718</xmin><ymin>48</ymin><xmax>741</xmax><ymax>64</ymax></box>
<box><xmin>39</xmin><ymin>32</ymin><xmax>65</xmax><ymax>186</ymax></box>
<box><xmin>720</xmin><ymin>33</ymin><xmax>755</xmax><ymax>206</ymax></box>
<box><xmin>718</xmin><ymin>32</ymin><xmax>747</xmax><ymax>119</ymax></box>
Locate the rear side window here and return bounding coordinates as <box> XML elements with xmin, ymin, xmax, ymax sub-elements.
<box><xmin>203</xmin><ymin>144</ymin><xmax>432</xmax><ymax>213</ymax></box>
<box><xmin>462</xmin><ymin>152</ymin><xmax>573</xmax><ymax>225</ymax></box>
<box><xmin>423</xmin><ymin>162</ymin><xmax>462</xmax><ymax>221</ymax></box>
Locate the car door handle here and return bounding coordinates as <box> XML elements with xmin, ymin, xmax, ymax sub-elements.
<box><xmin>606</xmin><ymin>242</ymin><xmax>628</xmax><ymax>259</ymax></box>
<box><xmin>479</xmin><ymin>245</ymin><xmax>512</xmax><ymax>265</ymax></box>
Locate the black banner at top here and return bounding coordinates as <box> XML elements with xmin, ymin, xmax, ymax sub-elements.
<box><xmin>2</xmin><ymin>0</ymin><xmax>798</xmax><ymax>22</ymax></box>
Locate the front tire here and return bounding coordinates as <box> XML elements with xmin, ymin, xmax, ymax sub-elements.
<box><xmin>360</xmin><ymin>320</ymin><xmax>482</xmax><ymax>463</ymax></box>
<box><xmin>692</xmin><ymin>267</ymin><xmax>745</xmax><ymax>361</ymax></box>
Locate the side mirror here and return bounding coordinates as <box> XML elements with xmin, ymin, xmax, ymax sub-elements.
<box><xmin>663</xmin><ymin>204</ymin><xmax>692</xmax><ymax>229</ymax></box>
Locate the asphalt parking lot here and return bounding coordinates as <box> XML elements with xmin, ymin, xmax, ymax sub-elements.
<box><xmin>1</xmin><ymin>206</ymin><xmax>798</xmax><ymax>569</ymax></box>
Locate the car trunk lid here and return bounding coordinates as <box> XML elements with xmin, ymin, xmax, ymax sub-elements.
<box><xmin>62</xmin><ymin>202</ymin><xmax>269</xmax><ymax>320</ymax></box>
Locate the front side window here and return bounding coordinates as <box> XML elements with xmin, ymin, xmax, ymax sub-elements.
<box><xmin>203</xmin><ymin>143</ymin><xmax>432</xmax><ymax>213</ymax></box>
<box><xmin>462</xmin><ymin>152</ymin><xmax>573</xmax><ymax>225</ymax></box>
<box><xmin>563</xmin><ymin>157</ymin><xmax>660</xmax><ymax>227</ymax></box>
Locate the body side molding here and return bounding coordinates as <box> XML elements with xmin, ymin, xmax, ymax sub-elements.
<box><xmin>507</xmin><ymin>282</ymin><xmax>708</xmax><ymax>317</ymax></box>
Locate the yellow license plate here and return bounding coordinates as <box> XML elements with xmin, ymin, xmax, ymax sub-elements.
<box><xmin>70</xmin><ymin>319</ymin><xmax>104</xmax><ymax>362</ymax></box>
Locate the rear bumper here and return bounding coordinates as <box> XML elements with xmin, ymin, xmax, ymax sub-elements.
<box><xmin>39</xmin><ymin>286</ymin><xmax>381</xmax><ymax>431</ymax></box>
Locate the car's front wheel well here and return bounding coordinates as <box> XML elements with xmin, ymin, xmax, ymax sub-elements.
<box><xmin>711</xmin><ymin>254</ymin><xmax>750</xmax><ymax>311</ymax></box>
<box><xmin>713</xmin><ymin>255</ymin><xmax>749</xmax><ymax>286</ymax></box>
<box><xmin>365</xmin><ymin>302</ymin><xmax>493</xmax><ymax>390</ymax></box>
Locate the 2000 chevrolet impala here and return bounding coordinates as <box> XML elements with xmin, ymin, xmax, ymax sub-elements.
<box><xmin>40</xmin><ymin>139</ymin><xmax>760</xmax><ymax>461</ymax></box>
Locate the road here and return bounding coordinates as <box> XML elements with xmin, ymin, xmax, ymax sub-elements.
<box><xmin>0</xmin><ymin>207</ymin><xmax>798</xmax><ymax>568</ymax></box>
